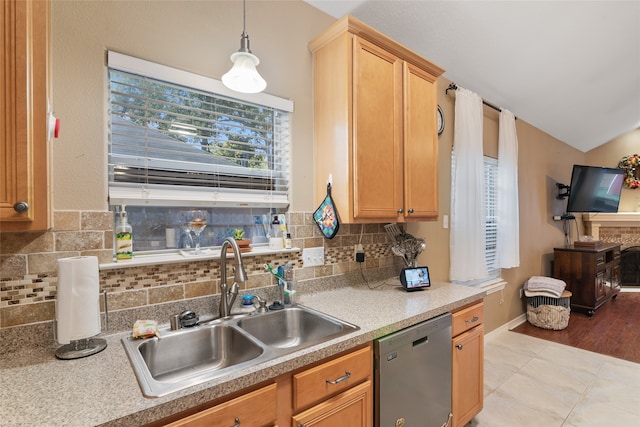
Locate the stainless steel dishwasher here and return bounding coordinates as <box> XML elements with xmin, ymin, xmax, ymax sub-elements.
<box><xmin>374</xmin><ymin>313</ymin><xmax>452</xmax><ymax>427</ymax></box>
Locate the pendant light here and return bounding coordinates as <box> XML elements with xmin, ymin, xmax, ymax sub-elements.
<box><xmin>221</xmin><ymin>0</ymin><xmax>267</xmax><ymax>94</ymax></box>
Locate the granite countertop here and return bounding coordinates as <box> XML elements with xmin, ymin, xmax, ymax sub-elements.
<box><xmin>0</xmin><ymin>279</ymin><xmax>485</xmax><ymax>427</ymax></box>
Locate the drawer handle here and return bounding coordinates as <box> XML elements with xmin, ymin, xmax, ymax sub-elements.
<box><xmin>465</xmin><ymin>316</ymin><xmax>479</xmax><ymax>323</ymax></box>
<box><xmin>326</xmin><ymin>371</ymin><xmax>351</xmax><ymax>385</ymax></box>
<box><xmin>227</xmin><ymin>418</ymin><xmax>240</xmax><ymax>427</ymax></box>
<box><xmin>456</xmin><ymin>344</ymin><xmax>463</xmax><ymax>350</ymax></box>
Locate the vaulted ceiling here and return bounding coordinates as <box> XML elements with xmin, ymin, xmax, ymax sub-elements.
<box><xmin>305</xmin><ymin>0</ymin><xmax>640</xmax><ymax>152</ymax></box>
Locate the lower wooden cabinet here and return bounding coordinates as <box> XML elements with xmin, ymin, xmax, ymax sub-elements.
<box><xmin>451</xmin><ymin>301</ymin><xmax>484</xmax><ymax>427</ymax></box>
<box><xmin>157</xmin><ymin>344</ymin><xmax>373</xmax><ymax>427</ymax></box>
<box><xmin>164</xmin><ymin>383</ymin><xmax>277</xmax><ymax>427</ymax></box>
<box><xmin>292</xmin><ymin>380</ymin><xmax>372</xmax><ymax>427</ymax></box>
<box><xmin>293</xmin><ymin>345</ymin><xmax>372</xmax><ymax>410</ymax></box>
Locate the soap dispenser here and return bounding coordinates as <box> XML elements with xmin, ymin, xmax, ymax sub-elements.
<box><xmin>115</xmin><ymin>205</ymin><xmax>133</xmax><ymax>261</ymax></box>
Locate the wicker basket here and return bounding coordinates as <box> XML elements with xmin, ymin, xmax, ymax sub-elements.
<box><xmin>526</xmin><ymin>290</ymin><xmax>572</xmax><ymax>330</ymax></box>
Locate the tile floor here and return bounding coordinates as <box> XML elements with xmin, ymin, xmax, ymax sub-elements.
<box><xmin>472</xmin><ymin>328</ymin><xmax>640</xmax><ymax>426</ymax></box>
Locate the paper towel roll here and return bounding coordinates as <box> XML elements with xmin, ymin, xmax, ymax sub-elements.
<box><xmin>56</xmin><ymin>256</ymin><xmax>101</xmax><ymax>344</ymax></box>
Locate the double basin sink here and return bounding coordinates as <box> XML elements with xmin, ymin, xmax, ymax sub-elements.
<box><xmin>121</xmin><ymin>305</ymin><xmax>359</xmax><ymax>397</ymax></box>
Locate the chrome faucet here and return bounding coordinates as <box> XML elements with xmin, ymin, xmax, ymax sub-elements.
<box><xmin>219</xmin><ymin>237</ymin><xmax>247</xmax><ymax>318</ymax></box>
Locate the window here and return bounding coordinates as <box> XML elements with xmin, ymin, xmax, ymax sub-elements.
<box><xmin>451</xmin><ymin>154</ymin><xmax>501</xmax><ymax>285</ymax></box>
<box><xmin>484</xmin><ymin>156</ymin><xmax>500</xmax><ymax>280</ymax></box>
<box><xmin>107</xmin><ymin>52</ymin><xmax>293</xmax><ymax>252</ymax></box>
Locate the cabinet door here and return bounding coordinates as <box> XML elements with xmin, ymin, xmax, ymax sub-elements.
<box><xmin>1</xmin><ymin>0</ymin><xmax>50</xmax><ymax>231</ymax></box>
<box><xmin>403</xmin><ymin>62</ymin><xmax>438</xmax><ymax>219</ymax></box>
<box><xmin>452</xmin><ymin>325</ymin><xmax>484</xmax><ymax>427</ymax></box>
<box><xmin>595</xmin><ymin>270</ymin><xmax>607</xmax><ymax>304</ymax></box>
<box><xmin>612</xmin><ymin>263</ymin><xmax>621</xmax><ymax>293</ymax></box>
<box><xmin>292</xmin><ymin>380</ymin><xmax>372</xmax><ymax>427</ymax></box>
<box><xmin>164</xmin><ymin>383</ymin><xmax>277</xmax><ymax>427</ymax></box>
<box><xmin>352</xmin><ymin>37</ymin><xmax>403</xmax><ymax>221</ymax></box>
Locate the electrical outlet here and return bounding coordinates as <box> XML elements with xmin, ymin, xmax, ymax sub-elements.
<box><xmin>302</xmin><ymin>247</ymin><xmax>325</xmax><ymax>267</ymax></box>
<box><xmin>354</xmin><ymin>244</ymin><xmax>365</xmax><ymax>262</ymax></box>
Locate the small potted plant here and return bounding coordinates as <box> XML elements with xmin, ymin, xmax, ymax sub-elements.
<box><xmin>231</xmin><ymin>228</ymin><xmax>251</xmax><ymax>252</ymax></box>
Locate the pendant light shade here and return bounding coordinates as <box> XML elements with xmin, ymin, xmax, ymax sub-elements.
<box><xmin>222</xmin><ymin>1</ymin><xmax>266</xmax><ymax>94</ymax></box>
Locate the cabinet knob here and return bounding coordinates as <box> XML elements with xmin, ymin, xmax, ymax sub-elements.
<box><xmin>408</xmin><ymin>208</ymin><xmax>414</xmax><ymax>214</ymax></box>
<box><xmin>13</xmin><ymin>202</ymin><xmax>29</xmax><ymax>213</ymax></box>
<box><xmin>229</xmin><ymin>418</ymin><xmax>240</xmax><ymax>427</ymax></box>
<box><xmin>455</xmin><ymin>344</ymin><xmax>463</xmax><ymax>350</ymax></box>
<box><xmin>397</xmin><ymin>208</ymin><xmax>404</xmax><ymax>214</ymax></box>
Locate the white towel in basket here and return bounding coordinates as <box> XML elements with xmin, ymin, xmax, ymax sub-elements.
<box><xmin>524</xmin><ymin>276</ymin><xmax>566</xmax><ymax>298</ymax></box>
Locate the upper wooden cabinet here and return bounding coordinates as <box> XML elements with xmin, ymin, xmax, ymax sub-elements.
<box><xmin>1</xmin><ymin>0</ymin><xmax>51</xmax><ymax>231</ymax></box>
<box><xmin>309</xmin><ymin>15</ymin><xmax>444</xmax><ymax>223</ymax></box>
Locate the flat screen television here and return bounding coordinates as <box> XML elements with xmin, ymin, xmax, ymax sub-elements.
<box><xmin>566</xmin><ymin>165</ymin><xmax>625</xmax><ymax>213</ymax></box>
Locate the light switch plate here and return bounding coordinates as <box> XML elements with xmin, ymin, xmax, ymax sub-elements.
<box><xmin>303</xmin><ymin>247</ymin><xmax>325</xmax><ymax>267</ymax></box>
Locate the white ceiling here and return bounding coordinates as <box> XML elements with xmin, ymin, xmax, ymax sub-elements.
<box><xmin>305</xmin><ymin>0</ymin><xmax>640</xmax><ymax>153</ymax></box>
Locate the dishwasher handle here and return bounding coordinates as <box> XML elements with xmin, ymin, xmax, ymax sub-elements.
<box><xmin>326</xmin><ymin>371</ymin><xmax>351</xmax><ymax>385</ymax></box>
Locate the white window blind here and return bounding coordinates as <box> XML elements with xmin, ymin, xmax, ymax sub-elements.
<box><xmin>107</xmin><ymin>52</ymin><xmax>292</xmax><ymax>208</ymax></box>
<box><xmin>484</xmin><ymin>156</ymin><xmax>500</xmax><ymax>278</ymax></box>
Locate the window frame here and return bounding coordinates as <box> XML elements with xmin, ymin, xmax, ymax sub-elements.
<box><xmin>107</xmin><ymin>51</ymin><xmax>293</xmax><ymax>209</ymax></box>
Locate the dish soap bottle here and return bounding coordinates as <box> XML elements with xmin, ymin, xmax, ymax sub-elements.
<box><xmin>116</xmin><ymin>205</ymin><xmax>133</xmax><ymax>261</ymax></box>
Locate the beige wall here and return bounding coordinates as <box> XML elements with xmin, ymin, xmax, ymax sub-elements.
<box><xmin>586</xmin><ymin>128</ymin><xmax>640</xmax><ymax>212</ymax></box>
<box><xmin>51</xmin><ymin>0</ymin><xmax>333</xmax><ymax>212</ymax></box>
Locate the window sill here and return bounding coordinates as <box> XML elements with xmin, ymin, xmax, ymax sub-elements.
<box><xmin>100</xmin><ymin>246</ymin><xmax>301</xmax><ymax>271</ymax></box>
<box><xmin>477</xmin><ymin>278</ymin><xmax>507</xmax><ymax>294</ymax></box>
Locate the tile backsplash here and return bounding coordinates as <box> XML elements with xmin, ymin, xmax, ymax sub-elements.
<box><xmin>0</xmin><ymin>210</ymin><xmax>401</xmax><ymax>353</ymax></box>
<box><xmin>599</xmin><ymin>226</ymin><xmax>640</xmax><ymax>247</ymax></box>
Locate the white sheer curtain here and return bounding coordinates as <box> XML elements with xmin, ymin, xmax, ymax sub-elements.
<box><xmin>497</xmin><ymin>109</ymin><xmax>520</xmax><ymax>268</ymax></box>
<box><xmin>450</xmin><ymin>88</ymin><xmax>488</xmax><ymax>281</ymax></box>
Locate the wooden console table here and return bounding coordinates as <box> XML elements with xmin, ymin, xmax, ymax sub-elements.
<box><xmin>553</xmin><ymin>243</ymin><xmax>621</xmax><ymax>316</ymax></box>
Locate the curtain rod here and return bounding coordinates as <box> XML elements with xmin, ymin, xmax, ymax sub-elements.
<box><xmin>445</xmin><ymin>83</ymin><xmax>516</xmax><ymax>119</ymax></box>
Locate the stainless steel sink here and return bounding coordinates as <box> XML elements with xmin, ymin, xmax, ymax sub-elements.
<box><xmin>237</xmin><ymin>306</ymin><xmax>347</xmax><ymax>348</ymax></box>
<box><xmin>138</xmin><ymin>325</ymin><xmax>263</xmax><ymax>382</ymax></box>
<box><xmin>121</xmin><ymin>305</ymin><xmax>359</xmax><ymax>397</ymax></box>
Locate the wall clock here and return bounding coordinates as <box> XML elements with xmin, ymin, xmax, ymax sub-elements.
<box><xmin>437</xmin><ymin>105</ymin><xmax>445</xmax><ymax>135</ymax></box>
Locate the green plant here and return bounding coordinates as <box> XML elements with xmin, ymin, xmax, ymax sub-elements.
<box><xmin>233</xmin><ymin>228</ymin><xmax>245</xmax><ymax>240</ymax></box>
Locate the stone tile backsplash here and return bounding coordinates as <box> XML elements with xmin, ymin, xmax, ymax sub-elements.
<box><xmin>0</xmin><ymin>211</ymin><xmax>401</xmax><ymax>339</ymax></box>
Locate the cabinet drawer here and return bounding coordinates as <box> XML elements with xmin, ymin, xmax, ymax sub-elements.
<box><xmin>452</xmin><ymin>301</ymin><xmax>484</xmax><ymax>337</ymax></box>
<box><xmin>293</xmin><ymin>345</ymin><xmax>372</xmax><ymax>410</ymax></box>
<box><xmin>165</xmin><ymin>383</ymin><xmax>277</xmax><ymax>427</ymax></box>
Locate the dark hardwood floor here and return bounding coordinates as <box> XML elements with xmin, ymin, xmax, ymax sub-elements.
<box><xmin>512</xmin><ymin>291</ymin><xmax>640</xmax><ymax>364</ymax></box>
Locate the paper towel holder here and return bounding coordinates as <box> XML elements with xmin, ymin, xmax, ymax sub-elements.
<box><xmin>55</xmin><ymin>291</ymin><xmax>108</xmax><ymax>359</ymax></box>
<box><xmin>55</xmin><ymin>337</ymin><xmax>107</xmax><ymax>360</ymax></box>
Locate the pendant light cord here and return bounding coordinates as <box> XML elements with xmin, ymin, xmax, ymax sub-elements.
<box><xmin>242</xmin><ymin>0</ymin><xmax>246</xmax><ymax>34</ymax></box>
